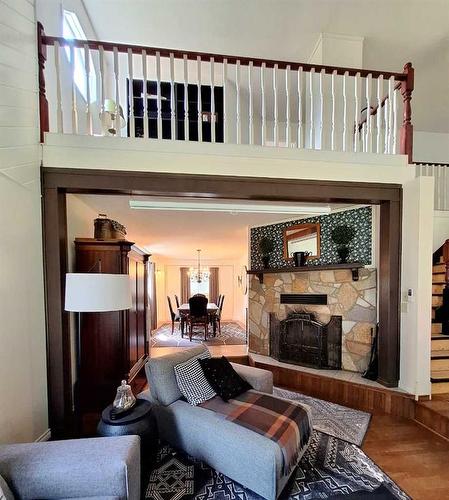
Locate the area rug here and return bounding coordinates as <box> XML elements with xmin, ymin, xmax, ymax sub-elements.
<box><xmin>150</xmin><ymin>321</ymin><xmax>247</xmax><ymax>347</ymax></box>
<box><xmin>144</xmin><ymin>432</ymin><xmax>410</xmax><ymax>500</ymax></box>
<box><xmin>273</xmin><ymin>387</ymin><xmax>371</xmax><ymax>446</ymax></box>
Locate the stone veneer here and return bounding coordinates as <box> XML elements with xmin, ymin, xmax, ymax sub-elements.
<box><xmin>248</xmin><ymin>268</ymin><xmax>377</xmax><ymax>372</ymax></box>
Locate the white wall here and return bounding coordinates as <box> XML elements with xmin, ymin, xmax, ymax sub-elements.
<box><xmin>399</xmin><ymin>176</ymin><xmax>433</xmax><ymax>396</ymax></box>
<box><xmin>0</xmin><ymin>0</ymin><xmax>49</xmax><ymax>443</ymax></box>
<box><xmin>66</xmin><ymin>194</ymin><xmax>97</xmax><ymax>391</ymax></box>
<box><xmin>413</xmin><ymin>131</ymin><xmax>449</xmax><ymax>164</ymax></box>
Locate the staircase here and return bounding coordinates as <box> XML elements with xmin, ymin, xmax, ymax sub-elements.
<box><xmin>431</xmin><ymin>242</ymin><xmax>449</xmax><ymax>394</ymax></box>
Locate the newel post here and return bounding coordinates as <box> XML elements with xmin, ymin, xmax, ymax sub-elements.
<box><xmin>400</xmin><ymin>62</ymin><xmax>414</xmax><ymax>163</ymax></box>
<box><xmin>37</xmin><ymin>22</ymin><xmax>49</xmax><ymax>143</ymax></box>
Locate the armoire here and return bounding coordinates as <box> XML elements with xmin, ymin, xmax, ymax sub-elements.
<box><xmin>74</xmin><ymin>238</ymin><xmax>149</xmax><ymax>432</ymax></box>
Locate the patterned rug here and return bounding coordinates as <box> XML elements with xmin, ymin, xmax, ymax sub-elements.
<box><xmin>151</xmin><ymin>322</ymin><xmax>247</xmax><ymax>347</ymax></box>
<box><xmin>145</xmin><ymin>432</ymin><xmax>409</xmax><ymax>500</ymax></box>
<box><xmin>273</xmin><ymin>387</ymin><xmax>371</xmax><ymax>446</ymax></box>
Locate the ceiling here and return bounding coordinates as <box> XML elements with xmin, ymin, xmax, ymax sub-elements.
<box><xmin>75</xmin><ymin>194</ymin><xmax>347</xmax><ymax>261</ymax></box>
<box><xmin>81</xmin><ymin>0</ymin><xmax>449</xmax><ymax>133</ymax></box>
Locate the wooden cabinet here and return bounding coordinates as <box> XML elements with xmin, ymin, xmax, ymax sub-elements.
<box><xmin>74</xmin><ymin>239</ymin><xmax>149</xmax><ymax>421</ymax></box>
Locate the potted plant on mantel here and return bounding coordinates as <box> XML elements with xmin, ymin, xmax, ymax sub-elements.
<box><xmin>331</xmin><ymin>225</ymin><xmax>355</xmax><ymax>263</ymax></box>
<box><xmin>259</xmin><ymin>236</ymin><xmax>274</xmax><ymax>269</ymax></box>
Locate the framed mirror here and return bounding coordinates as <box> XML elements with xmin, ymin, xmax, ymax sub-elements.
<box><xmin>283</xmin><ymin>223</ymin><xmax>321</xmax><ymax>260</ymax></box>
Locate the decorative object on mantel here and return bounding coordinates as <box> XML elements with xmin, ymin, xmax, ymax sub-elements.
<box><xmin>247</xmin><ymin>262</ymin><xmax>364</xmax><ymax>284</ymax></box>
<box><xmin>258</xmin><ymin>236</ymin><xmax>274</xmax><ymax>268</ymax></box>
<box><xmin>94</xmin><ymin>214</ymin><xmax>127</xmax><ymax>240</ymax></box>
<box><xmin>111</xmin><ymin>379</ymin><xmax>136</xmax><ymax>420</ymax></box>
<box><xmin>293</xmin><ymin>251</ymin><xmax>311</xmax><ymax>267</ymax></box>
<box><xmin>331</xmin><ymin>225</ymin><xmax>356</xmax><ymax>263</ymax></box>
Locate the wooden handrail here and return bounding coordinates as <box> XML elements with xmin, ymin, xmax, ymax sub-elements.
<box><xmin>40</xmin><ymin>34</ymin><xmax>407</xmax><ymax>81</ymax></box>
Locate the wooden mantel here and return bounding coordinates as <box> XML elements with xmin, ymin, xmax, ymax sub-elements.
<box><xmin>247</xmin><ymin>262</ymin><xmax>364</xmax><ymax>284</ymax></box>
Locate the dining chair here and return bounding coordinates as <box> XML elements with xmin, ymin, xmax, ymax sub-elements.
<box><xmin>167</xmin><ymin>296</ymin><xmax>180</xmax><ymax>334</ymax></box>
<box><xmin>187</xmin><ymin>295</ymin><xmax>209</xmax><ymax>341</ymax></box>
<box><xmin>215</xmin><ymin>295</ymin><xmax>225</xmax><ymax>335</ymax></box>
<box><xmin>174</xmin><ymin>295</ymin><xmax>180</xmax><ymax>308</ymax></box>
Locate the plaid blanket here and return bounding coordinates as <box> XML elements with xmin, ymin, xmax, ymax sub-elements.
<box><xmin>200</xmin><ymin>391</ymin><xmax>312</xmax><ymax>475</ymax></box>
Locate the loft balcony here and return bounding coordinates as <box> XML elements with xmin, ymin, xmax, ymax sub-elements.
<box><xmin>37</xmin><ymin>23</ymin><xmax>415</xmax><ymax>165</ymax></box>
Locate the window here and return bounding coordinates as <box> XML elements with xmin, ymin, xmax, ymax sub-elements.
<box><xmin>190</xmin><ymin>276</ymin><xmax>209</xmax><ymax>298</ymax></box>
<box><xmin>63</xmin><ymin>10</ymin><xmax>96</xmax><ymax>103</ymax></box>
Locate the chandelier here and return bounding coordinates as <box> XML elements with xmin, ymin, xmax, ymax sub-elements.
<box><xmin>189</xmin><ymin>249</ymin><xmax>210</xmax><ymax>283</ymax></box>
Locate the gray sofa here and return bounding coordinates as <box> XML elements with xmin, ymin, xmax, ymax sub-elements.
<box><xmin>140</xmin><ymin>345</ymin><xmax>310</xmax><ymax>500</ymax></box>
<box><xmin>0</xmin><ymin>435</ymin><xmax>140</xmax><ymax>500</ymax></box>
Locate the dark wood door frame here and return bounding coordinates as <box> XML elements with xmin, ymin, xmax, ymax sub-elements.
<box><xmin>41</xmin><ymin>167</ymin><xmax>402</xmax><ymax>438</ymax></box>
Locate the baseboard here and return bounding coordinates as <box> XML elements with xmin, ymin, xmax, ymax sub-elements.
<box><xmin>35</xmin><ymin>428</ymin><xmax>51</xmax><ymax>442</ymax></box>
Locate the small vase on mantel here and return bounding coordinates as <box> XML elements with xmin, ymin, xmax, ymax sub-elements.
<box><xmin>262</xmin><ymin>255</ymin><xmax>270</xmax><ymax>269</ymax></box>
<box><xmin>337</xmin><ymin>246</ymin><xmax>350</xmax><ymax>264</ymax></box>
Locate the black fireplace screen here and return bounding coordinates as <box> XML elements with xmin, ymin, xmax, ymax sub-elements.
<box><xmin>269</xmin><ymin>312</ymin><xmax>342</xmax><ymax>369</ymax></box>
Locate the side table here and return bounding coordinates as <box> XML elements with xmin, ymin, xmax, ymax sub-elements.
<box><xmin>97</xmin><ymin>399</ymin><xmax>158</xmax><ymax>469</ymax></box>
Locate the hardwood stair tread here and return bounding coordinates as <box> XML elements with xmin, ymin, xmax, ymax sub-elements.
<box><xmin>432</xmin><ymin>350</ymin><xmax>449</xmax><ymax>359</ymax></box>
<box><xmin>432</xmin><ymin>334</ymin><xmax>449</xmax><ymax>340</ymax></box>
<box><xmin>431</xmin><ymin>370</ymin><xmax>449</xmax><ymax>382</ymax></box>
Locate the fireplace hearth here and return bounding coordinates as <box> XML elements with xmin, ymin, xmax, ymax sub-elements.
<box><xmin>269</xmin><ymin>311</ymin><xmax>342</xmax><ymax>369</ymax></box>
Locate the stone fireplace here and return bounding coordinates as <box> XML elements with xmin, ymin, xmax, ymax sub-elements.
<box><xmin>248</xmin><ymin>267</ymin><xmax>377</xmax><ymax>372</ymax></box>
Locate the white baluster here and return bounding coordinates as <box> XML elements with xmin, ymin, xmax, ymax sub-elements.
<box><xmin>99</xmin><ymin>45</ymin><xmax>105</xmax><ymax>117</ymax></box>
<box><xmin>236</xmin><ymin>60</ymin><xmax>241</xmax><ymax>145</ymax></box>
<box><xmin>331</xmin><ymin>70</ymin><xmax>336</xmax><ymax>151</ymax></box>
<box><xmin>142</xmin><ymin>50</ymin><xmax>148</xmax><ymax>139</ymax></box>
<box><xmin>261</xmin><ymin>62</ymin><xmax>266</xmax><ymax>146</ymax></box>
<box><xmin>197</xmin><ymin>56</ymin><xmax>202</xmax><ymax>142</ymax></box>
<box><xmin>54</xmin><ymin>40</ymin><xmax>63</xmax><ymax>133</ymax></box>
<box><xmin>342</xmin><ymin>71</ymin><xmax>348</xmax><ymax>152</ymax></box>
<box><xmin>318</xmin><ymin>68</ymin><xmax>324</xmax><ymax>150</ymax></box>
<box><xmin>285</xmin><ymin>64</ymin><xmax>290</xmax><ymax>147</ymax></box>
<box><xmin>248</xmin><ymin>61</ymin><xmax>254</xmax><ymax>145</ymax></box>
<box><xmin>69</xmin><ymin>44</ymin><xmax>78</xmax><ymax>134</ymax></box>
<box><xmin>210</xmin><ymin>57</ymin><xmax>215</xmax><ymax>143</ymax></box>
<box><xmin>376</xmin><ymin>75</ymin><xmax>383</xmax><ymax>153</ymax></box>
<box><xmin>127</xmin><ymin>48</ymin><xmax>135</xmax><ymax>138</ymax></box>
<box><xmin>113</xmin><ymin>47</ymin><xmax>121</xmax><ymax>138</ymax></box>
<box><xmin>297</xmin><ymin>66</ymin><xmax>303</xmax><ymax>148</ymax></box>
<box><xmin>170</xmin><ymin>53</ymin><xmax>176</xmax><ymax>140</ymax></box>
<box><xmin>353</xmin><ymin>72</ymin><xmax>360</xmax><ymax>152</ymax></box>
<box><xmin>223</xmin><ymin>59</ymin><xmax>227</xmax><ymax>143</ymax></box>
<box><xmin>273</xmin><ymin>63</ymin><xmax>278</xmax><ymax>146</ymax></box>
<box><xmin>387</xmin><ymin>76</ymin><xmax>394</xmax><ymax>153</ymax></box>
<box><xmin>309</xmin><ymin>68</ymin><xmax>315</xmax><ymax>149</ymax></box>
<box><xmin>84</xmin><ymin>44</ymin><xmax>92</xmax><ymax>135</ymax></box>
<box><xmin>365</xmin><ymin>73</ymin><xmax>372</xmax><ymax>152</ymax></box>
<box><xmin>156</xmin><ymin>51</ymin><xmax>162</xmax><ymax>139</ymax></box>
<box><xmin>383</xmin><ymin>94</ymin><xmax>389</xmax><ymax>154</ymax></box>
<box><xmin>362</xmin><ymin>122</ymin><xmax>366</xmax><ymax>152</ymax></box>
<box><xmin>183</xmin><ymin>54</ymin><xmax>189</xmax><ymax>141</ymax></box>
<box><xmin>393</xmin><ymin>84</ymin><xmax>398</xmax><ymax>154</ymax></box>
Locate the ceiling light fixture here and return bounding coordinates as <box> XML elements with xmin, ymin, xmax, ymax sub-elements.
<box><xmin>129</xmin><ymin>200</ymin><xmax>331</xmax><ymax>215</ymax></box>
<box><xmin>188</xmin><ymin>249</ymin><xmax>209</xmax><ymax>284</ymax></box>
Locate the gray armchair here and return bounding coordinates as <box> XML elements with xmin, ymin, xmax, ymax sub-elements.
<box><xmin>0</xmin><ymin>435</ymin><xmax>140</xmax><ymax>500</ymax></box>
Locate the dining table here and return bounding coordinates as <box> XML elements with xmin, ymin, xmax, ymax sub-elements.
<box><xmin>177</xmin><ymin>302</ymin><xmax>219</xmax><ymax>336</ymax></box>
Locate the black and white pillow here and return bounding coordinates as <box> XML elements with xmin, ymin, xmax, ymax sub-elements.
<box><xmin>174</xmin><ymin>350</ymin><xmax>216</xmax><ymax>406</ymax></box>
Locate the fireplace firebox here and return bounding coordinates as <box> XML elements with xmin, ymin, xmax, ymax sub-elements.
<box><xmin>269</xmin><ymin>312</ymin><xmax>342</xmax><ymax>369</ymax></box>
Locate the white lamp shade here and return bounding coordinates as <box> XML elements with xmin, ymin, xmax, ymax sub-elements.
<box><xmin>65</xmin><ymin>273</ymin><xmax>132</xmax><ymax>312</ymax></box>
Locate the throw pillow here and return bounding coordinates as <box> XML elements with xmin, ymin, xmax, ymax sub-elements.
<box><xmin>174</xmin><ymin>350</ymin><xmax>216</xmax><ymax>406</ymax></box>
<box><xmin>199</xmin><ymin>356</ymin><xmax>252</xmax><ymax>401</ymax></box>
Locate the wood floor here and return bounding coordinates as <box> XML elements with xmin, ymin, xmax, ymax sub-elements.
<box><xmin>363</xmin><ymin>415</ymin><xmax>449</xmax><ymax>499</ymax></box>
